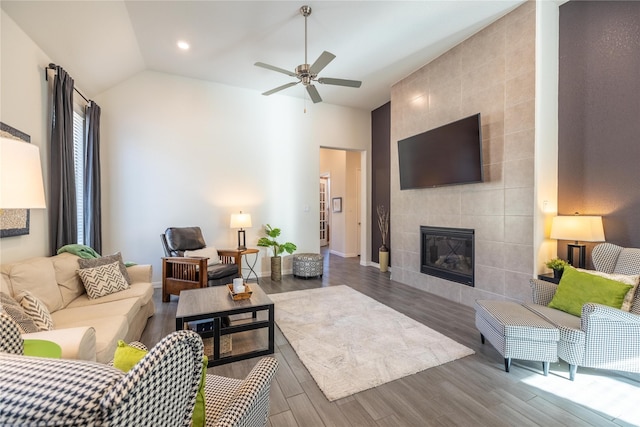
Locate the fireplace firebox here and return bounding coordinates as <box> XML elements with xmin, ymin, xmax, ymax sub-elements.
<box><xmin>420</xmin><ymin>226</ymin><xmax>474</xmax><ymax>286</ymax></box>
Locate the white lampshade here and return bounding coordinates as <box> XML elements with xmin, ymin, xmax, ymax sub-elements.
<box><xmin>550</xmin><ymin>215</ymin><xmax>605</xmax><ymax>243</ymax></box>
<box><xmin>230</xmin><ymin>211</ymin><xmax>252</xmax><ymax>229</ymax></box>
<box><xmin>0</xmin><ymin>137</ymin><xmax>46</xmax><ymax>209</ymax></box>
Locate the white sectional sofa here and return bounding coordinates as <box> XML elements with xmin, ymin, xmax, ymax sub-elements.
<box><xmin>1</xmin><ymin>252</ymin><xmax>155</xmax><ymax>363</ymax></box>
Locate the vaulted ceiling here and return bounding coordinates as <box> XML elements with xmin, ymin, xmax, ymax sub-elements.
<box><xmin>2</xmin><ymin>1</ymin><xmax>525</xmax><ymax>110</ymax></box>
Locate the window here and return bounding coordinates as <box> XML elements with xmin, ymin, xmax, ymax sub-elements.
<box><xmin>73</xmin><ymin>110</ymin><xmax>85</xmax><ymax>245</ymax></box>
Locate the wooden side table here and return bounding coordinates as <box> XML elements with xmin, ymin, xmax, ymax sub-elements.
<box><xmin>240</xmin><ymin>248</ymin><xmax>260</xmax><ymax>283</ymax></box>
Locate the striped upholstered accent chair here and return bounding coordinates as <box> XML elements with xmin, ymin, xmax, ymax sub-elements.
<box><xmin>0</xmin><ymin>322</ymin><xmax>204</xmax><ymax>426</ymax></box>
<box><xmin>527</xmin><ymin>242</ymin><xmax>640</xmax><ymax>380</ymax></box>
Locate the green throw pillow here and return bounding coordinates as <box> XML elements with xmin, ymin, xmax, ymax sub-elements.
<box><xmin>113</xmin><ymin>340</ymin><xmax>148</xmax><ymax>372</ymax></box>
<box><xmin>113</xmin><ymin>340</ymin><xmax>207</xmax><ymax>426</ymax></box>
<box><xmin>548</xmin><ymin>266</ymin><xmax>633</xmax><ymax>317</ymax></box>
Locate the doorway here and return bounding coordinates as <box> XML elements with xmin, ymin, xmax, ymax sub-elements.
<box><xmin>319</xmin><ymin>148</ymin><xmax>363</xmax><ymax>258</ymax></box>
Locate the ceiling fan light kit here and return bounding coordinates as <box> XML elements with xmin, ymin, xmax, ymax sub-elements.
<box><xmin>255</xmin><ymin>5</ymin><xmax>362</xmax><ymax>104</ymax></box>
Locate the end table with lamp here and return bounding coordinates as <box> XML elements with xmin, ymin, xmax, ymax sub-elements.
<box><xmin>550</xmin><ymin>213</ymin><xmax>605</xmax><ymax>269</ymax></box>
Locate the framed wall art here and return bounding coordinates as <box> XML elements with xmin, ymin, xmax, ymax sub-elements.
<box><xmin>332</xmin><ymin>197</ymin><xmax>342</xmax><ymax>213</ymax></box>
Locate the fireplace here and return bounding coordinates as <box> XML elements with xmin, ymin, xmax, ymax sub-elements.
<box><xmin>420</xmin><ymin>226</ymin><xmax>474</xmax><ymax>286</ymax></box>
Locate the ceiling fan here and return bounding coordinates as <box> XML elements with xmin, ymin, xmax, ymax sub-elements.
<box><xmin>255</xmin><ymin>5</ymin><xmax>362</xmax><ymax>104</ymax></box>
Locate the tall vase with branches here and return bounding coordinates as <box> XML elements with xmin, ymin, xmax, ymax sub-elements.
<box><xmin>377</xmin><ymin>205</ymin><xmax>389</xmax><ymax>252</ymax></box>
<box><xmin>377</xmin><ymin>205</ymin><xmax>390</xmax><ymax>273</ymax></box>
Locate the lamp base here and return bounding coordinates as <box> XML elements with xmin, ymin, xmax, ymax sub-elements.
<box><xmin>567</xmin><ymin>243</ymin><xmax>586</xmax><ymax>269</ymax></box>
<box><xmin>237</xmin><ymin>229</ymin><xmax>246</xmax><ymax>251</ymax></box>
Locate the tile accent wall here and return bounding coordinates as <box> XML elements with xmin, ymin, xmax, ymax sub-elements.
<box><xmin>390</xmin><ymin>2</ymin><xmax>536</xmax><ymax>306</ymax></box>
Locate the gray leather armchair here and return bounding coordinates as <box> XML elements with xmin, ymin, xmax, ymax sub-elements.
<box><xmin>161</xmin><ymin>226</ymin><xmax>241</xmax><ymax>302</ymax></box>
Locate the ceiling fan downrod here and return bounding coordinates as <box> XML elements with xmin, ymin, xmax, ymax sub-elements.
<box><xmin>301</xmin><ymin>6</ymin><xmax>311</xmax><ymax>73</ymax></box>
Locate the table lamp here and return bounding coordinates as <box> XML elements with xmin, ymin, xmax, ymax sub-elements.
<box><xmin>1</xmin><ymin>137</ymin><xmax>46</xmax><ymax>209</ymax></box>
<box><xmin>230</xmin><ymin>211</ymin><xmax>252</xmax><ymax>250</ymax></box>
<box><xmin>550</xmin><ymin>214</ymin><xmax>605</xmax><ymax>268</ymax></box>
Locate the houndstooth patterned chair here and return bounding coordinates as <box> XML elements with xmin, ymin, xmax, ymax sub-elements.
<box><xmin>0</xmin><ymin>321</ymin><xmax>204</xmax><ymax>426</ymax></box>
<box><xmin>204</xmin><ymin>357</ymin><xmax>279</xmax><ymax>427</ymax></box>
<box><xmin>0</xmin><ymin>312</ymin><xmax>23</xmax><ymax>355</ymax></box>
<box><xmin>527</xmin><ymin>242</ymin><xmax>640</xmax><ymax>380</ymax></box>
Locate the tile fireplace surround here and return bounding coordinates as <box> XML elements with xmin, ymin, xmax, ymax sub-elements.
<box><xmin>390</xmin><ymin>2</ymin><xmax>536</xmax><ymax>307</ymax></box>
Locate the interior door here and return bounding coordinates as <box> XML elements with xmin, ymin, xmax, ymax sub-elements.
<box><xmin>319</xmin><ymin>177</ymin><xmax>328</xmax><ymax>246</ymax></box>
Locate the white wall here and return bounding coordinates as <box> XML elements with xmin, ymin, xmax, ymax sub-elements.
<box><xmin>0</xmin><ymin>11</ymin><xmax>51</xmax><ymax>263</ymax></box>
<box><xmin>95</xmin><ymin>71</ymin><xmax>370</xmax><ymax>282</ymax></box>
<box><xmin>0</xmin><ymin>10</ymin><xmax>371</xmax><ymax>279</ymax></box>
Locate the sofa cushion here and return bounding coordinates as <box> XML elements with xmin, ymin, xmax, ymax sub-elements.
<box><xmin>52</xmin><ymin>298</ymin><xmax>141</xmax><ymax>326</ymax></box>
<box><xmin>18</xmin><ymin>290</ymin><xmax>54</xmax><ymax>331</ymax></box>
<box><xmin>66</xmin><ymin>282</ymin><xmax>153</xmax><ymax>309</ymax></box>
<box><xmin>548</xmin><ymin>266</ymin><xmax>632</xmax><ymax>317</ymax></box>
<box><xmin>51</xmin><ymin>253</ymin><xmax>85</xmax><ymax>306</ymax></box>
<box><xmin>78</xmin><ymin>261</ymin><xmax>130</xmax><ymax>299</ymax></box>
<box><xmin>1</xmin><ymin>273</ymin><xmax>12</xmax><ymax>295</ymax></box>
<box><xmin>50</xmin><ymin>313</ymin><xmax>129</xmax><ymax>363</ymax></box>
<box><xmin>2</xmin><ymin>257</ymin><xmax>63</xmax><ymax>313</ymax></box>
<box><xmin>78</xmin><ymin>252</ymin><xmax>131</xmax><ymax>284</ymax></box>
<box><xmin>1</xmin><ymin>292</ymin><xmax>38</xmax><ymax>333</ymax></box>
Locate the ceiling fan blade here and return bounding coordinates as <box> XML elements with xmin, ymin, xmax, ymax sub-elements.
<box><xmin>254</xmin><ymin>62</ymin><xmax>297</xmax><ymax>78</ymax></box>
<box><xmin>306</xmin><ymin>85</ymin><xmax>322</xmax><ymax>103</ymax></box>
<box><xmin>262</xmin><ymin>81</ymin><xmax>299</xmax><ymax>96</ymax></box>
<box><xmin>318</xmin><ymin>77</ymin><xmax>362</xmax><ymax>88</ymax></box>
<box><xmin>309</xmin><ymin>51</ymin><xmax>336</xmax><ymax>75</ymax></box>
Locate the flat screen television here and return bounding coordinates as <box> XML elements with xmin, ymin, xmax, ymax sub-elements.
<box><xmin>398</xmin><ymin>113</ymin><xmax>483</xmax><ymax>190</ymax></box>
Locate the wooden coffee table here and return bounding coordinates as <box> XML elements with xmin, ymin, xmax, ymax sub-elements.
<box><xmin>176</xmin><ymin>284</ymin><xmax>274</xmax><ymax>367</ymax></box>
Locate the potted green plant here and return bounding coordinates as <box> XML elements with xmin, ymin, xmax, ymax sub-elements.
<box><xmin>545</xmin><ymin>257</ymin><xmax>569</xmax><ymax>279</ymax></box>
<box><xmin>257</xmin><ymin>224</ymin><xmax>297</xmax><ymax>281</ymax></box>
<box><xmin>377</xmin><ymin>205</ymin><xmax>390</xmax><ymax>272</ymax></box>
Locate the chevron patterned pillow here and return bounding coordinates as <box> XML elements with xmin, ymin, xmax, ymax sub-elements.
<box><xmin>78</xmin><ymin>252</ymin><xmax>131</xmax><ymax>284</ymax></box>
<box><xmin>18</xmin><ymin>290</ymin><xmax>54</xmax><ymax>331</ymax></box>
<box><xmin>78</xmin><ymin>261</ymin><xmax>129</xmax><ymax>299</ymax></box>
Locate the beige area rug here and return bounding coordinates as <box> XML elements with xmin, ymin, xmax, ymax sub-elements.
<box><xmin>268</xmin><ymin>285</ymin><xmax>475</xmax><ymax>401</ymax></box>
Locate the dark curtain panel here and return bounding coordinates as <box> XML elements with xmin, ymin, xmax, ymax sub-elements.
<box><xmin>49</xmin><ymin>66</ymin><xmax>77</xmax><ymax>255</ymax></box>
<box><xmin>84</xmin><ymin>101</ymin><xmax>102</xmax><ymax>253</ymax></box>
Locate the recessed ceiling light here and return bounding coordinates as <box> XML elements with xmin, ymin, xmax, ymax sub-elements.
<box><xmin>177</xmin><ymin>40</ymin><xmax>190</xmax><ymax>50</ymax></box>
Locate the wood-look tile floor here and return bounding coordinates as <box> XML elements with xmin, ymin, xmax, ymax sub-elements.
<box><xmin>141</xmin><ymin>250</ymin><xmax>640</xmax><ymax>426</ymax></box>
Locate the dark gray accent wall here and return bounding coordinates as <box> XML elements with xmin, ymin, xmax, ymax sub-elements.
<box><xmin>371</xmin><ymin>102</ymin><xmax>391</xmax><ymax>263</ymax></box>
<box><xmin>558</xmin><ymin>1</ymin><xmax>640</xmax><ymax>256</ymax></box>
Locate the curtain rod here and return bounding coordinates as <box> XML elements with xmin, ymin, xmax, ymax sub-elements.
<box><xmin>45</xmin><ymin>63</ymin><xmax>90</xmax><ymax>104</ymax></box>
